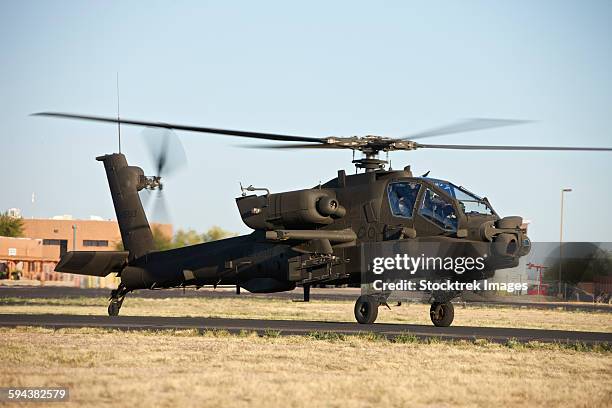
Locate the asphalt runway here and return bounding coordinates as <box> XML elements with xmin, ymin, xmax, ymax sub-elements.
<box><xmin>0</xmin><ymin>313</ymin><xmax>610</xmax><ymax>345</ymax></box>
<box><xmin>2</xmin><ymin>285</ymin><xmax>611</xmax><ymax>312</ymax></box>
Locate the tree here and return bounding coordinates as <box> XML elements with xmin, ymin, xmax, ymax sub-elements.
<box><xmin>113</xmin><ymin>225</ymin><xmax>235</xmax><ymax>251</ymax></box>
<box><xmin>171</xmin><ymin>226</ymin><xmax>236</xmax><ymax>247</ymax></box>
<box><xmin>113</xmin><ymin>226</ymin><xmax>172</xmax><ymax>251</ymax></box>
<box><xmin>202</xmin><ymin>226</ymin><xmax>235</xmax><ymax>243</ymax></box>
<box><xmin>173</xmin><ymin>229</ymin><xmax>204</xmax><ymax>247</ymax></box>
<box><xmin>152</xmin><ymin>226</ymin><xmax>173</xmax><ymax>250</ymax></box>
<box><xmin>0</xmin><ymin>212</ymin><xmax>24</xmax><ymax>237</ymax></box>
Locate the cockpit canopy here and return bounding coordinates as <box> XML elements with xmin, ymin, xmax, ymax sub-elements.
<box><xmin>386</xmin><ymin>177</ymin><xmax>495</xmax><ymax>232</ymax></box>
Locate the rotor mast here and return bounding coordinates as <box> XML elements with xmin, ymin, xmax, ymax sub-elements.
<box><xmin>352</xmin><ymin>150</ymin><xmax>388</xmax><ymax>172</ymax></box>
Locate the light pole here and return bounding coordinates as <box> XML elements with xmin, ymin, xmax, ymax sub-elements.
<box><xmin>559</xmin><ymin>188</ymin><xmax>572</xmax><ymax>299</ymax></box>
<box><xmin>72</xmin><ymin>224</ymin><xmax>77</xmax><ymax>251</ymax></box>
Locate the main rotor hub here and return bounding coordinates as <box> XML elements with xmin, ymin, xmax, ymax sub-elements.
<box><xmin>343</xmin><ymin>137</ymin><xmax>418</xmax><ymax>171</ymax></box>
<box><xmin>326</xmin><ymin>135</ymin><xmax>418</xmax><ymax>154</ymax></box>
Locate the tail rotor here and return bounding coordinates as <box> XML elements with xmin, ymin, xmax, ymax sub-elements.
<box><xmin>140</xmin><ymin>127</ymin><xmax>187</xmax><ymax>223</ymax></box>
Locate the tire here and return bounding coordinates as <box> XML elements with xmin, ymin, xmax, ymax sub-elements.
<box><xmin>354</xmin><ymin>295</ymin><xmax>379</xmax><ymax>324</ymax></box>
<box><xmin>108</xmin><ymin>300</ymin><xmax>121</xmax><ymax>317</ymax></box>
<box><xmin>430</xmin><ymin>302</ymin><xmax>454</xmax><ymax>327</ymax></box>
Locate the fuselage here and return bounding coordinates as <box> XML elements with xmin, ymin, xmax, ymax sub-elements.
<box><xmin>119</xmin><ymin>167</ymin><xmax>530</xmax><ymax>293</ymax></box>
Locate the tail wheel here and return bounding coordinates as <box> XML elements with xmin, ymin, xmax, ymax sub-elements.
<box><xmin>108</xmin><ymin>299</ymin><xmax>121</xmax><ymax>316</ymax></box>
<box><xmin>354</xmin><ymin>295</ymin><xmax>379</xmax><ymax>324</ymax></box>
<box><xmin>430</xmin><ymin>302</ymin><xmax>454</xmax><ymax>327</ymax></box>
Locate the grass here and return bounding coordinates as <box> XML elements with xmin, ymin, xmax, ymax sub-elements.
<box><xmin>1</xmin><ymin>295</ymin><xmax>611</xmax><ymax>333</ymax></box>
<box><xmin>0</xmin><ymin>327</ymin><xmax>610</xmax><ymax>408</ymax></box>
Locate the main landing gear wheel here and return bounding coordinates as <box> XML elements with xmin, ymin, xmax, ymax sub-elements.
<box><xmin>354</xmin><ymin>295</ymin><xmax>379</xmax><ymax>324</ymax></box>
<box><xmin>430</xmin><ymin>302</ymin><xmax>454</xmax><ymax>327</ymax></box>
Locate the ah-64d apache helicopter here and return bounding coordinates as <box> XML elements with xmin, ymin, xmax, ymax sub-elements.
<box><xmin>35</xmin><ymin>112</ymin><xmax>612</xmax><ymax>326</ymax></box>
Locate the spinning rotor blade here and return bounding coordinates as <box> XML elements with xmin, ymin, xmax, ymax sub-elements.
<box><xmin>139</xmin><ymin>128</ymin><xmax>184</xmax><ymax>225</ymax></box>
<box><xmin>415</xmin><ymin>144</ymin><xmax>612</xmax><ymax>151</ymax></box>
<box><xmin>140</xmin><ymin>189</ymin><xmax>152</xmax><ymax>209</ymax></box>
<box><xmin>403</xmin><ymin>118</ymin><xmax>532</xmax><ymax>140</ymax></box>
<box><xmin>151</xmin><ymin>190</ymin><xmax>170</xmax><ymax>223</ymax></box>
<box><xmin>34</xmin><ymin>111</ymin><xmax>612</xmax><ymax>155</ymax></box>
<box><xmin>243</xmin><ymin>143</ymin><xmax>343</xmax><ymax>149</ymax></box>
<box><xmin>141</xmin><ymin>189</ymin><xmax>170</xmax><ymax>224</ymax></box>
<box><xmin>142</xmin><ymin>127</ymin><xmax>187</xmax><ymax>177</ymax></box>
<box><xmin>252</xmin><ymin>141</ymin><xmax>612</xmax><ymax>152</ymax></box>
<box><xmin>33</xmin><ymin>112</ymin><xmax>325</xmax><ymax>143</ymax></box>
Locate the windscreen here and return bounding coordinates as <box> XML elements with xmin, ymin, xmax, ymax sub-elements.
<box><xmin>431</xmin><ymin>180</ymin><xmax>494</xmax><ymax>216</ymax></box>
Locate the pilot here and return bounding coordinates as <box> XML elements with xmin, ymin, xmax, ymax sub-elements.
<box><xmin>398</xmin><ymin>196</ymin><xmax>411</xmax><ymax>217</ymax></box>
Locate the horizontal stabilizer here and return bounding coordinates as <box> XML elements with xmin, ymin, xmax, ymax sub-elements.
<box><xmin>54</xmin><ymin>251</ymin><xmax>129</xmax><ymax>277</ymax></box>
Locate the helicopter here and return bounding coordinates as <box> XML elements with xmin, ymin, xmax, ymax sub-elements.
<box><xmin>34</xmin><ymin>112</ymin><xmax>612</xmax><ymax>326</ymax></box>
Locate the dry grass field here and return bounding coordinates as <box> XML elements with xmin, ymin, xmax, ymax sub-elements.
<box><xmin>0</xmin><ymin>296</ymin><xmax>611</xmax><ymax>332</ymax></box>
<box><xmin>0</xmin><ymin>327</ymin><xmax>610</xmax><ymax>408</ymax></box>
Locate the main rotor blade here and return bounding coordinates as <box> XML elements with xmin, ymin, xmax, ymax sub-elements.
<box><xmin>416</xmin><ymin>143</ymin><xmax>612</xmax><ymax>151</ymax></box>
<box><xmin>33</xmin><ymin>112</ymin><xmax>325</xmax><ymax>144</ymax></box>
<box><xmin>404</xmin><ymin>118</ymin><xmax>532</xmax><ymax>140</ymax></box>
<box><xmin>243</xmin><ymin>143</ymin><xmax>344</xmax><ymax>149</ymax></box>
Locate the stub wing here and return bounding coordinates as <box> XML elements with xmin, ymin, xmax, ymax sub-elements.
<box><xmin>54</xmin><ymin>251</ymin><xmax>129</xmax><ymax>277</ymax></box>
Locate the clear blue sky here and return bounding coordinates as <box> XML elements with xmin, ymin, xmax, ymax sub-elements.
<box><xmin>1</xmin><ymin>1</ymin><xmax>611</xmax><ymax>242</ymax></box>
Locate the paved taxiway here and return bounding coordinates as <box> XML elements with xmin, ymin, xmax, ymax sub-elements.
<box><xmin>2</xmin><ymin>285</ymin><xmax>611</xmax><ymax>312</ymax></box>
<box><xmin>0</xmin><ymin>313</ymin><xmax>610</xmax><ymax>345</ymax></box>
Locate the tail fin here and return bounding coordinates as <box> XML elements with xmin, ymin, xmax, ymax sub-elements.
<box><xmin>96</xmin><ymin>153</ymin><xmax>154</xmax><ymax>260</ymax></box>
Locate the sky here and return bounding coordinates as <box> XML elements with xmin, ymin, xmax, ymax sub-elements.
<box><xmin>1</xmin><ymin>0</ymin><xmax>611</xmax><ymax>242</ymax></box>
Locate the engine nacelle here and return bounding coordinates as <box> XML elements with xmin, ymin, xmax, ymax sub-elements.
<box><xmin>236</xmin><ymin>188</ymin><xmax>345</xmax><ymax>230</ymax></box>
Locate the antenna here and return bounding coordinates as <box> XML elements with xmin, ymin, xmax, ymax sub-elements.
<box><xmin>116</xmin><ymin>72</ymin><xmax>121</xmax><ymax>153</ymax></box>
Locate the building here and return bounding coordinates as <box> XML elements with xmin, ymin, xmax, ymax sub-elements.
<box><xmin>23</xmin><ymin>217</ymin><xmax>123</xmax><ymax>254</ymax></box>
<box><xmin>0</xmin><ymin>236</ymin><xmax>57</xmax><ymax>280</ymax></box>
<box><xmin>0</xmin><ymin>215</ymin><xmax>172</xmax><ymax>287</ymax></box>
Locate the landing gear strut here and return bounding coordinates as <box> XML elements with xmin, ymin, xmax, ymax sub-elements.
<box><xmin>108</xmin><ymin>284</ymin><xmax>128</xmax><ymax>317</ymax></box>
<box><xmin>303</xmin><ymin>284</ymin><xmax>310</xmax><ymax>302</ymax></box>
<box><xmin>430</xmin><ymin>301</ymin><xmax>454</xmax><ymax>327</ymax></box>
